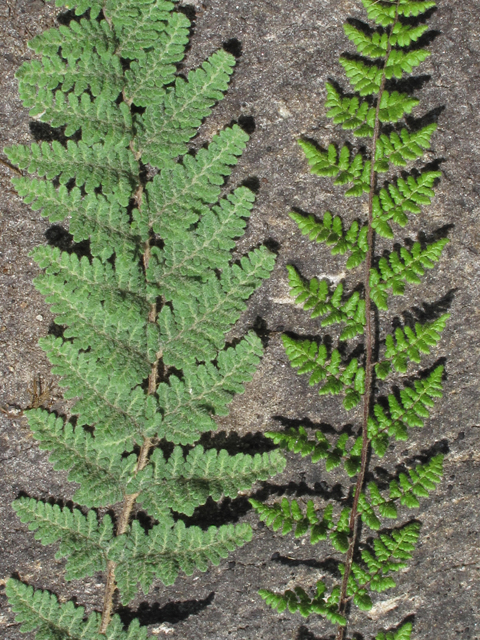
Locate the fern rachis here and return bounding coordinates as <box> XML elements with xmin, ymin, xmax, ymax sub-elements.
<box><xmin>4</xmin><ymin>1</ymin><xmax>285</xmax><ymax>637</ymax></box>
<box><xmin>252</xmin><ymin>1</ymin><xmax>448</xmax><ymax>639</ymax></box>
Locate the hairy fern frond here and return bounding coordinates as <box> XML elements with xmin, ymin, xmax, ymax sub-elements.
<box><xmin>5</xmin><ymin>0</ymin><xmax>284</xmax><ymax>635</ymax></box>
<box><xmin>253</xmin><ymin>1</ymin><xmax>448</xmax><ymax>638</ymax></box>
<box><xmin>5</xmin><ymin>579</ymin><xmax>147</xmax><ymax>640</ymax></box>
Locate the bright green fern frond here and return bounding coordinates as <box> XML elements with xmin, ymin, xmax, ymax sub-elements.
<box><xmin>397</xmin><ymin>0</ymin><xmax>436</xmax><ymax>18</ymax></box>
<box><xmin>282</xmin><ymin>335</ymin><xmax>365</xmax><ymax>410</ymax></box>
<box><xmin>156</xmin><ymin>332</ymin><xmax>264</xmax><ymax>444</ymax></box>
<box><xmin>372</xmin><ymin>170</ymin><xmax>441</xmax><ymax>237</ymax></box>
<box><xmin>265</xmin><ymin>427</ymin><xmax>363</xmax><ymax>477</ymax></box>
<box><xmin>359</xmin><ymin>456</ymin><xmax>443</xmax><ymax>525</ymax></box>
<box><xmin>390</xmin><ymin>23</ymin><xmax>429</xmax><ymax>47</ymax></box>
<box><xmin>377</xmin><ymin>91</ymin><xmax>419</xmax><ymax>123</ymax></box>
<box><xmin>137</xmin><ymin>50</ymin><xmax>237</xmax><ymax>168</ymax></box>
<box><xmin>298</xmin><ymin>141</ymin><xmax>371</xmax><ymax>196</ymax></box>
<box><xmin>286</xmin><ymin>265</ymin><xmax>366</xmax><ymax>335</ymax></box>
<box><xmin>250</xmin><ymin>497</ymin><xmax>350</xmax><ymax>549</ymax></box>
<box><xmin>26</xmin><ymin>409</ymin><xmax>135</xmax><ymax>507</ymax></box>
<box><xmin>109</xmin><ymin>519</ymin><xmax>252</xmax><ymax>604</ymax></box>
<box><xmin>289</xmin><ymin>211</ymin><xmax>368</xmax><ymax>268</ymax></box>
<box><xmin>376</xmin><ymin>314</ymin><xmax>449</xmax><ymax>379</ymax></box>
<box><xmin>5</xmin><ymin>140</ymin><xmax>139</xmax><ymax>207</ymax></box>
<box><xmin>375</xmin><ymin>124</ymin><xmax>437</xmax><ymax>172</ymax></box>
<box><xmin>346</xmin><ymin>522</ymin><xmax>421</xmax><ymax>611</ymax></box>
<box><xmin>324</xmin><ymin>83</ymin><xmax>375</xmax><ymax>137</ymax></box>
<box><xmin>361</xmin><ymin>0</ymin><xmax>397</xmax><ymax>26</ymax></box>
<box><xmin>134</xmin><ymin>446</ymin><xmax>285</xmax><ymax>518</ymax></box>
<box><xmin>12</xmin><ymin>498</ymin><xmax>112</xmax><ymax>580</ymax></box>
<box><xmin>384</xmin><ymin>49</ymin><xmax>430</xmax><ymax>79</ymax></box>
<box><xmin>376</xmin><ymin>622</ymin><xmax>413</xmax><ymax>640</ymax></box>
<box><xmin>344</xmin><ymin>24</ymin><xmax>388</xmax><ymax>59</ymax></box>
<box><xmin>388</xmin><ymin>454</ymin><xmax>444</xmax><ymax>507</ymax></box>
<box><xmin>5</xmin><ymin>579</ymin><xmax>148</xmax><ymax>640</ymax></box>
<box><xmin>368</xmin><ymin>366</ymin><xmax>444</xmax><ymax>456</ymax></box>
<box><xmin>339</xmin><ymin>58</ymin><xmax>383</xmax><ymax>96</ymax></box>
<box><xmin>370</xmin><ymin>239</ymin><xmax>449</xmax><ymax>310</ymax></box>
<box><xmin>259</xmin><ymin>582</ymin><xmax>346</xmax><ymax>625</ymax></box>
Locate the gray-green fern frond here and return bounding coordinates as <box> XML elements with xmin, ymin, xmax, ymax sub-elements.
<box><xmin>5</xmin><ymin>0</ymin><xmax>284</xmax><ymax>637</ymax></box>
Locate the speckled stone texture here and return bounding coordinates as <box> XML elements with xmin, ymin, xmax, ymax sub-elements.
<box><xmin>0</xmin><ymin>1</ymin><xmax>479</xmax><ymax>639</ymax></box>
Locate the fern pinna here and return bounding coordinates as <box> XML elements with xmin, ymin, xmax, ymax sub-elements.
<box><xmin>251</xmin><ymin>1</ymin><xmax>447</xmax><ymax>638</ymax></box>
<box><xmin>4</xmin><ymin>0</ymin><xmax>285</xmax><ymax>637</ymax></box>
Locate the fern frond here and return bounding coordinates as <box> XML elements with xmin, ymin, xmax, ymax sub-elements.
<box><xmin>250</xmin><ymin>497</ymin><xmax>351</xmax><ymax>550</ymax></box>
<box><xmin>17</xmin><ymin>50</ymin><xmax>124</xmax><ymax>105</ymax></box>
<box><xmin>345</xmin><ymin>522</ymin><xmax>421</xmax><ymax>611</ymax></box>
<box><xmin>385</xmin><ymin>49</ymin><xmax>431</xmax><ymax>79</ymax></box>
<box><xmin>158</xmin><ymin>247</ymin><xmax>275</xmax><ymax>368</ymax></box>
<box><xmin>145</xmin><ymin>125</ymin><xmax>248</xmax><ymax>235</ymax></box>
<box><xmin>148</xmin><ymin>186</ymin><xmax>255</xmax><ymax>301</ymax></box>
<box><xmin>157</xmin><ymin>333</ymin><xmax>264</xmax><ymax>444</ymax></box>
<box><xmin>109</xmin><ymin>520</ymin><xmax>252</xmax><ymax>603</ymax></box>
<box><xmin>33</xmin><ymin>268</ymin><xmax>150</xmax><ymax>386</ymax></box>
<box><xmin>388</xmin><ymin>454</ymin><xmax>444</xmax><ymax>507</ymax></box>
<box><xmin>298</xmin><ymin>140</ymin><xmax>371</xmax><ymax>196</ymax></box>
<box><xmin>12</xmin><ymin>498</ymin><xmax>113</xmax><ymax>580</ymax></box>
<box><xmin>378</xmin><ymin>91</ymin><xmax>419</xmax><ymax>123</ymax></box>
<box><xmin>5</xmin><ymin>141</ymin><xmax>139</xmax><ymax>206</ymax></box>
<box><xmin>5</xmin><ymin>579</ymin><xmax>148</xmax><ymax>640</ymax></box>
<box><xmin>344</xmin><ymin>24</ymin><xmax>388</xmax><ymax>58</ymax></box>
<box><xmin>282</xmin><ymin>335</ymin><xmax>365</xmax><ymax>410</ymax></box>
<box><xmin>390</xmin><ymin>23</ymin><xmax>429</xmax><ymax>47</ymax></box>
<box><xmin>124</xmin><ymin>12</ymin><xmax>191</xmax><ymax>106</ymax></box>
<box><xmin>368</xmin><ymin>366</ymin><xmax>444</xmax><ymax>456</ymax></box>
<box><xmin>375</xmin><ymin>124</ymin><xmax>437</xmax><ymax>172</ymax></box>
<box><xmin>259</xmin><ymin>582</ymin><xmax>345</xmax><ymax>625</ymax></box>
<box><xmin>264</xmin><ymin>427</ymin><xmax>363</xmax><ymax>476</ymax></box>
<box><xmin>376</xmin><ymin>314</ymin><xmax>449</xmax><ymax>379</ymax></box>
<box><xmin>286</xmin><ymin>266</ymin><xmax>366</xmax><ymax>336</ymax></box>
<box><xmin>289</xmin><ymin>211</ymin><xmax>369</xmax><ymax>269</ymax></box>
<box><xmin>31</xmin><ymin>93</ymin><xmax>133</xmax><ymax>150</ymax></box>
<box><xmin>137</xmin><ymin>50</ymin><xmax>237</xmax><ymax>168</ymax></box>
<box><xmin>26</xmin><ymin>409</ymin><xmax>136</xmax><ymax>505</ymax></box>
<box><xmin>370</xmin><ymin>239</ymin><xmax>449</xmax><ymax>310</ymax></box>
<box><xmin>29</xmin><ymin>17</ymin><xmax>115</xmax><ymax>61</ymax></box>
<box><xmin>134</xmin><ymin>446</ymin><xmax>286</xmax><ymax>518</ymax></box>
<box><xmin>376</xmin><ymin>622</ymin><xmax>413</xmax><ymax>640</ymax></box>
<box><xmin>13</xmin><ymin>179</ymin><xmax>142</xmax><ymax>260</ymax></box>
<box><xmin>107</xmin><ymin>0</ymin><xmax>175</xmax><ymax>59</ymax></box>
<box><xmin>324</xmin><ymin>83</ymin><xmax>375</xmax><ymax>137</ymax></box>
<box><xmin>397</xmin><ymin>0</ymin><xmax>436</xmax><ymax>18</ymax></box>
<box><xmin>372</xmin><ymin>170</ymin><xmax>441</xmax><ymax>237</ymax></box>
<box><xmin>37</xmin><ymin>339</ymin><xmax>156</xmax><ymax>447</ymax></box>
<box><xmin>358</xmin><ymin>455</ymin><xmax>444</xmax><ymax>526</ymax></box>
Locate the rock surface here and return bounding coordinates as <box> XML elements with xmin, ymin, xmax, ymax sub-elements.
<box><xmin>0</xmin><ymin>1</ymin><xmax>479</xmax><ymax>639</ymax></box>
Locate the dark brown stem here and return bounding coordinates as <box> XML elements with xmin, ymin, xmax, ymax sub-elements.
<box><xmin>334</xmin><ymin>7</ymin><xmax>400</xmax><ymax>640</ymax></box>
